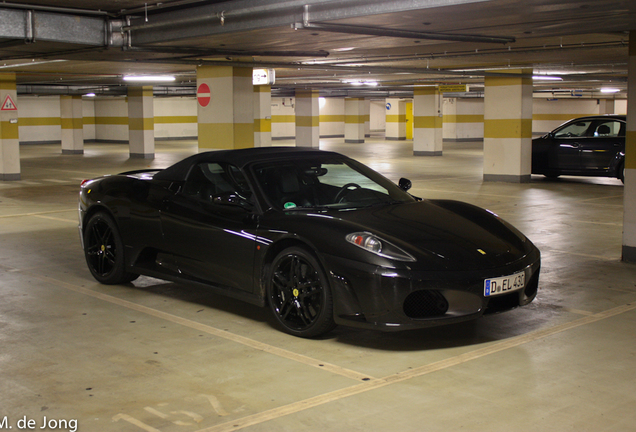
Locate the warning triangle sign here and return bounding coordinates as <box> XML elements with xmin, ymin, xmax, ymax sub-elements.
<box><xmin>1</xmin><ymin>95</ymin><xmax>17</xmax><ymax>111</ymax></box>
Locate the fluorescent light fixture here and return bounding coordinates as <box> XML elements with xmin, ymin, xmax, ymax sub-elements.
<box><xmin>123</xmin><ymin>75</ymin><xmax>176</xmax><ymax>82</ymax></box>
<box><xmin>600</xmin><ymin>88</ymin><xmax>620</xmax><ymax>93</ymax></box>
<box><xmin>84</xmin><ymin>93</ymin><xmax>96</xmax><ymax>97</ymax></box>
<box><xmin>533</xmin><ymin>75</ymin><xmax>562</xmax><ymax>81</ymax></box>
<box><xmin>364</xmin><ymin>81</ymin><xmax>378</xmax><ymax>87</ymax></box>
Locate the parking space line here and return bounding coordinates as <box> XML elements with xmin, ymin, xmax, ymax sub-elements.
<box><xmin>0</xmin><ymin>209</ymin><xmax>77</xmax><ymax>219</ymax></box>
<box><xmin>195</xmin><ymin>302</ymin><xmax>636</xmax><ymax>432</ymax></box>
<box><xmin>29</xmin><ymin>273</ymin><xmax>374</xmax><ymax>383</ymax></box>
<box><xmin>29</xmin><ymin>273</ymin><xmax>635</xmax><ymax>432</ymax></box>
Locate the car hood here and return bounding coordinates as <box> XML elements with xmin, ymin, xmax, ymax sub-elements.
<box><xmin>291</xmin><ymin>200</ymin><xmax>534</xmax><ymax>271</ymax></box>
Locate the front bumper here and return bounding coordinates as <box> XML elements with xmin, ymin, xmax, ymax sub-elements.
<box><xmin>323</xmin><ymin>250</ymin><xmax>540</xmax><ymax>331</ymax></box>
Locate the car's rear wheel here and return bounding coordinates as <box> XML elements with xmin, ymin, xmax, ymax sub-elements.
<box><xmin>267</xmin><ymin>247</ymin><xmax>335</xmax><ymax>338</ymax></box>
<box><xmin>618</xmin><ymin>162</ymin><xmax>625</xmax><ymax>183</ymax></box>
<box><xmin>84</xmin><ymin>212</ymin><xmax>138</xmax><ymax>284</ymax></box>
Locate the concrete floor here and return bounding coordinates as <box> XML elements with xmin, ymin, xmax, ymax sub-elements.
<box><xmin>1</xmin><ymin>138</ymin><xmax>635</xmax><ymax>432</ymax></box>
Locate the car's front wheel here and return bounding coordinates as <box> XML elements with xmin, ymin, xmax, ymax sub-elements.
<box><xmin>84</xmin><ymin>212</ymin><xmax>138</xmax><ymax>284</ymax></box>
<box><xmin>267</xmin><ymin>247</ymin><xmax>335</xmax><ymax>338</ymax></box>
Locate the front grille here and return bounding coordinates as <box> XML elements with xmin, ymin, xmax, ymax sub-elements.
<box><xmin>403</xmin><ymin>290</ymin><xmax>449</xmax><ymax>319</ymax></box>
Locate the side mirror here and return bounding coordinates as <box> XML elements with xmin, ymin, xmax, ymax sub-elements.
<box><xmin>398</xmin><ymin>178</ymin><xmax>412</xmax><ymax>192</ymax></box>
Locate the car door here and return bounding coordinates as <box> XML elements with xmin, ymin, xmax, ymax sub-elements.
<box><xmin>160</xmin><ymin>161</ymin><xmax>258</xmax><ymax>292</ymax></box>
<box><xmin>550</xmin><ymin>119</ymin><xmax>593</xmax><ymax>171</ymax></box>
<box><xmin>579</xmin><ymin>119</ymin><xmax>625</xmax><ymax>173</ymax></box>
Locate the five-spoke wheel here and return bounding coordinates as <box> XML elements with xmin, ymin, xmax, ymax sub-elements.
<box><xmin>84</xmin><ymin>212</ymin><xmax>138</xmax><ymax>284</ymax></box>
<box><xmin>268</xmin><ymin>247</ymin><xmax>335</xmax><ymax>337</ymax></box>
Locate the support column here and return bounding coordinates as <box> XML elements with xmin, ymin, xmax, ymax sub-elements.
<box><xmin>0</xmin><ymin>73</ymin><xmax>20</xmax><ymax>181</ymax></box>
<box><xmin>197</xmin><ymin>66</ymin><xmax>254</xmax><ymax>150</ymax></box>
<box><xmin>483</xmin><ymin>70</ymin><xmax>533</xmax><ymax>182</ymax></box>
<box><xmin>413</xmin><ymin>87</ymin><xmax>443</xmax><ymax>156</ymax></box>
<box><xmin>385</xmin><ymin>98</ymin><xmax>406</xmax><ymax>140</ymax></box>
<box><xmin>345</xmin><ymin>98</ymin><xmax>365</xmax><ymax>143</ymax></box>
<box><xmin>60</xmin><ymin>95</ymin><xmax>84</xmax><ymax>154</ymax></box>
<box><xmin>254</xmin><ymin>84</ymin><xmax>271</xmax><ymax>147</ymax></box>
<box><xmin>622</xmin><ymin>31</ymin><xmax>636</xmax><ymax>262</ymax></box>
<box><xmin>128</xmin><ymin>86</ymin><xmax>154</xmax><ymax>159</ymax></box>
<box><xmin>295</xmin><ymin>89</ymin><xmax>319</xmax><ymax>148</ymax></box>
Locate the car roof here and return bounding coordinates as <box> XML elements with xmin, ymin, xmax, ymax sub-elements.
<box><xmin>153</xmin><ymin>147</ymin><xmax>346</xmax><ymax>182</ymax></box>
<box><xmin>565</xmin><ymin>115</ymin><xmax>626</xmax><ymax>122</ymax></box>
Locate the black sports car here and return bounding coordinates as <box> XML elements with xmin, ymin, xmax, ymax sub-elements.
<box><xmin>79</xmin><ymin>147</ymin><xmax>540</xmax><ymax>337</ymax></box>
<box><xmin>532</xmin><ymin>115</ymin><xmax>626</xmax><ymax>182</ymax></box>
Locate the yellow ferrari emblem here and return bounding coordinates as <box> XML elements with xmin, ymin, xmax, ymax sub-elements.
<box><xmin>293</xmin><ymin>289</ymin><xmax>299</xmax><ymax>297</ymax></box>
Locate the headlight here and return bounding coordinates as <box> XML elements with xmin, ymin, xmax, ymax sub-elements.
<box><xmin>346</xmin><ymin>232</ymin><xmax>416</xmax><ymax>262</ymax></box>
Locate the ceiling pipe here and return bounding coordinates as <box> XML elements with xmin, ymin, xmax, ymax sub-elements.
<box><xmin>0</xmin><ymin>1</ymin><xmax>114</xmax><ymax>16</ymax></box>
<box><xmin>300</xmin><ymin>22</ymin><xmax>515</xmax><ymax>45</ymax></box>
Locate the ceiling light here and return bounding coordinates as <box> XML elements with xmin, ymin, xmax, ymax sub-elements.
<box><xmin>532</xmin><ymin>75</ymin><xmax>562</xmax><ymax>81</ymax></box>
<box><xmin>123</xmin><ymin>75</ymin><xmax>176</xmax><ymax>82</ymax></box>
<box><xmin>600</xmin><ymin>88</ymin><xmax>620</xmax><ymax>93</ymax></box>
<box><xmin>84</xmin><ymin>93</ymin><xmax>96</xmax><ymax>97</ymax></box>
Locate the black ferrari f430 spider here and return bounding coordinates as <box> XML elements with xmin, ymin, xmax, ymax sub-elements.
<box><xmin>79</xmin><ymin>147</ymin><xmax>540</xmax><ymax>337</ymax></box>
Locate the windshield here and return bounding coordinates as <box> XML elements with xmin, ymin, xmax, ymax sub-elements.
<box><xmin>251</xmin><ymin>157</ymin><xmax>415</xmax><ymax>210</ymax></box>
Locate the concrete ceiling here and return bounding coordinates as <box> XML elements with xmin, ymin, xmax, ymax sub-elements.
<box><xmin>1</xmin><ymin>0</ymin><xmax>634</xmax><ymax>98</ymax></box>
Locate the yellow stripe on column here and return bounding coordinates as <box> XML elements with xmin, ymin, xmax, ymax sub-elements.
<box><xmin>129</xmin><ymin>117</ymin><xmax>155</xmax><ymax>131</ymax></box>
<box><xmin>254</xmin><ymin>118</ymin><xmax>272</xmax><ymax>133</ymax></box>
<box><xmin>296</xmin><ymin>115</ymin><xmax>319</xmax><ymax>127</ymax></box>
<box><xmin>61</xmin><ymin>118</ymin><xmax>84</xmax><ymax>129</ymax></box>
<box><xmin>0</xmin><ymin>121</ymin><xmax>19</xmax><ymax>139</ymax></box>
<box><xmin>484</xmin><ymin>118</ymin><xmax>532</xmax><ymax>139</ymax></box>
<box><xmin>413</xmin><ymin>116</ymin><xmax>438</xmax><ymax>128</ymax></box>
<box><xmin>128</xmin><ymin>87</ymin><xmax>153</xmax><ymax>98</ymax></box>
<box><xmin>154</xmin><ymin>116</ymin><xmax>198</xmax><ymax>124</ymax></box>
<box><xmin>199</xmin><ymin>123</ymin><xmax>254</xmax><ymax>149</ymax></box>
<box><xmin>344</xmin><ymin>115</ymin><xmax>364</xmax><ymax>124</ymax></box>
<box><xmin>386</xmin><ymin>114</ymin><xmax>406</xmax><ymax>123</ymax></box>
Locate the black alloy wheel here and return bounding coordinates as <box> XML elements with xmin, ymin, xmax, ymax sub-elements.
<box><xmin>84</xmin><ymin>212</ymin><xmax>138</xmax><ymax>285</ymax></box>
<box><xmin>268</xmin><ymin>247</ymin><xmax>335</xmax><ymax>337</ymax></box>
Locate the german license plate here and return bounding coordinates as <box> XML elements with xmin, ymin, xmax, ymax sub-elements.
<box><xmin>484</xmin><ymin>271</ymin><xmax>525</xmax><ymax>296</ymax></box>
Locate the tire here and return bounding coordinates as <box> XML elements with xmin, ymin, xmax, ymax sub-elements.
<box><xmin>83</xmin><ymin>212</ymin><xmax>138</xmax><ymax>285</ymax></box>
<box><xmin>618</xmin><ymin>163</ymin><xmax>625</xmax><ymax>183</ymax></box>
<box><xmin>267</xmin><ymin>247</ymin><xmax>336</xmax><ymax>338</ymax></box>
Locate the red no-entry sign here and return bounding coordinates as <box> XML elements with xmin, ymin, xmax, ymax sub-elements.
<box><xmin>197</xmin><ymin>83</ymin><xmax>211</xmax><ymax>107</ymax></box>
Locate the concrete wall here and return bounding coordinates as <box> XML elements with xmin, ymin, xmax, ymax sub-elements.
<box><xmin>271</xmin><ymin>97</ymin><xmax>296</xmax><ymax>139</ymax></box>
<box><xmin>18</xmin><ymin>96</ymin><xmax>61</xmax><ymax>144</ymax></box>
<box><xmin>154</xmin><ymin>96</ymin><xmax>197</xmax><ymax>139</ymax></box>
<box><xmin>94</xmin><ymin>97</ymin><xmax>129</xmax><ymax>142</ymax></box>
<box><xmin>370</xmin><ymin>100</ymin><xmax>386</xmax><ymax>132</ymax></box>
<box><xmin>443</xmin><ymin>98</ymin><xmax>484</xmax><ymax>141</ymax></box>
<box><xmin>532</xmin><ymin>98</ymin><xmax>600</xmax><ymax>134</ymax></box>
<box><xmin>83</xmin><ymin>98</ymin><xmax>96</xmax><ymax>141</ymax></box>
<box><xmin>319</xmin><ymin>97</ymin><xmax>344</xmax><ymax>137</ymax></box>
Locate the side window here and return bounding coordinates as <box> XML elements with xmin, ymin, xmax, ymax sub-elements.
<box><xmin>554</xmin><ymin>121</ymin><xmax>592</xmax><ymax>138</ymax></box>
<box><xmin>182</xmin><ymin>163</ymin><xmax>252</xmax><ymax>201</ymax></box>
<box><xmin>593</xmin><ymin>121</ymin><xmax>622</xmax><ymax>137</ymax></box>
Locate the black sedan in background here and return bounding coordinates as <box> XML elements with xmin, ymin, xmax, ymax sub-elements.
<box><xmin>79</xmin><ymin>147</ymin><xmax>540</xmax><ymax>337</ymax></box>
<box><xmin>532</xmin><ymin>115</ymin><xmax>626</xmax><ymax>182</ymax></box>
